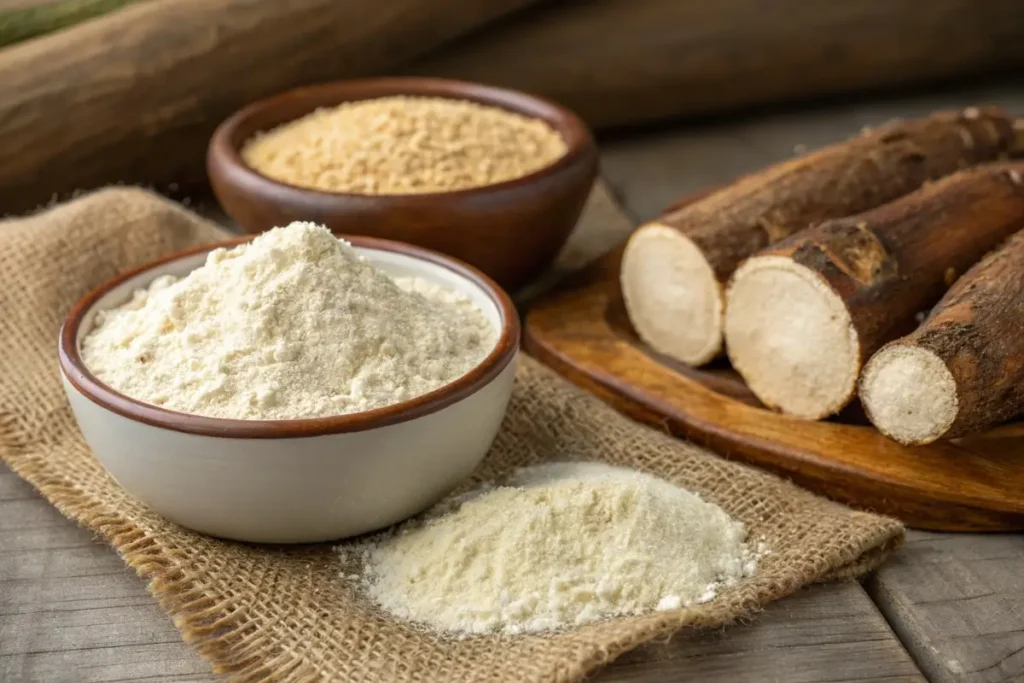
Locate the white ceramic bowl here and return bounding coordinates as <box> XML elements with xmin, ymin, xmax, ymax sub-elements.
<box><xmin>58</xmin><ymin>235</ymin><xmax>519</xmax><ymax>543</ymax></box>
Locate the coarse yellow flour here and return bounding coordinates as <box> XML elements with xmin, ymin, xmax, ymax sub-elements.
<box><xmin>81</xmin><ymin>222</ymin><xmax>495</xmax><ymax>420</ymax></box>
<box><xmin>341</xmin><ymin>462</ymin><xmax>759</xmax><ymax>636</ymax></box>
<box><xmin>241</xmin><ymin>96</ymin><xmax>568</xmax><ymax>195</ymax></box>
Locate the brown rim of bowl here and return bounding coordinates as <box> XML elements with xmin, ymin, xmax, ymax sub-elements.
<box><xmin>209</xmin><ymin>76</ymin><xmax>596</xmax><ymax>201</ymax></box>
<box><xmin>58</xmin><ymin>234</ymin><xmax>520</xmax><ymax>439</ymax></box>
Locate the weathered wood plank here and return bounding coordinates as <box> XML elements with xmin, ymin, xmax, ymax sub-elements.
<box><xmin>0</xmin><ymin>464</ymin><xmax>922</xmax><ymax>682</ymax></box>
<box><xmin>595</xmin><ymin>583</ymin><xmax>924</xmax><ymax>682</ymax></box>
<box><xmin>0</xmin><ymin>470</ymin><xmax>213</xmax><ymax>683</ymax></box>
<box><xmin>865</xmin><ymin>532</ymin><xmax>1024</xmax><ymax>683</ymax></box>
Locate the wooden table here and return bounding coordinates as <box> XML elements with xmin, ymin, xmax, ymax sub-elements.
<box><xmin>3</xmin><ymin>81</ymin><xmax>1024</xmax><ymax>683</ymax></box>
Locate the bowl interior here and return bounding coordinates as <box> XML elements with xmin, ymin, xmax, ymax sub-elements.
<box><xmin>77</xmin><ymin>242</ymin><xmax>503</xmax><ymax>370</ymax></box>
<box><xmin>219</xmin><ymin>77</ymin><xmax>593</xmax><ymax>198</ymax></box>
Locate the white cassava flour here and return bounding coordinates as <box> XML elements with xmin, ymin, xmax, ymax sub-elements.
<box><xmin>81</xmin><ymin>222</ymin><xmax>496</xmax><ymax>420</ymax></box>
<box><xmin>340</xmin><ymin>462</ymin><xmax>759</xmax><ymax>635</ymax></box>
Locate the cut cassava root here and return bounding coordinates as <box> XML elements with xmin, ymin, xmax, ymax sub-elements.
<box><xmin>725</xmin><ymin>162</ymin><xmax>1024</xmax><ymax>420</ymax></box>
<box><xmin>621</xmin><ymin>224</ymin><xmax>724</xmax><ymax>364</ymax></box>
<box><xmin>860</xmin><ymin>222</ymin><xmax>1024</xmax><ymax>445</ymax></box>
<box><xmin>620</xmin><ymin>107</ymin><xmax>1024</xmax><ymax>366</ymax></box>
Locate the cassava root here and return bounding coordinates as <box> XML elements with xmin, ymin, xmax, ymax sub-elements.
<box><xmin>620</xmin><ymin>107</ymin><xmax>1024</xmax><ymax>366</ymax></box>
<box><xmin>725</xmin><ymin>162</ymin><xmax>1024</xmax><ymax>420</ymax></box>
<box><xmin>860</xmin><ymin>223</ymin><xmax>1024</xmax><ymax>445</ymax></box>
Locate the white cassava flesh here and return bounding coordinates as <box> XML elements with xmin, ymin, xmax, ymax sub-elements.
<box><xmin>859</xmin><ymin>345</ymin><xmax>959</xmax><ymax>445</ymax></box>
<box><xmin>725</xmin><ymin>256</ymin><xmax>859</xmax><ymax>419</ymax></box>
<box><xmin>621</xmin><ymin>224</ymin><xmax>722</xmax><ymax>365</ymax></box>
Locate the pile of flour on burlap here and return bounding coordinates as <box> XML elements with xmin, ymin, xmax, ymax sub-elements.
<box><xmin>342</xmin><ymin>462</ymin><xmax>761</xmax><ymax>636</ymax></box>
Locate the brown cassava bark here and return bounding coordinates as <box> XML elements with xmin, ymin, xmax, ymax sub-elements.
<box><xmin>865</xmin><ymin>221</ymin><xmax>1024</xmax><ymax>441</ymax></box>
<box><xmin>766</xmin><ymin>162</ymin><xmax>1024</xmax><ymax>380</ymax></box>
<box><xmin>657</xmin><ymin>107</ymin><xmax>1023</xmax><ymax>281</ymax></box>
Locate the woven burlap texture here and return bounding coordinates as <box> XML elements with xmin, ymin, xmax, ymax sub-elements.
<box><xmin>0</xmin><ymin>187</ymin><xmax>903</xmax><ymax>683</ymax></box>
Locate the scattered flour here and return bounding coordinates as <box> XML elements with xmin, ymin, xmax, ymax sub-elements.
<box><xmin>340</xmin><ymin>462</ymin><xmax>759</xmax><ymax>636</ymax></box>
<box><xmin>81</xmin><ymin>222</ymin><xmax>496</xmax><ymax>420</ymax></box>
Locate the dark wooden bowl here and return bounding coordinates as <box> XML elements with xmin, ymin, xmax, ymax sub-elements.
<box><xmin>207</xmin><ymin>77</ymin><xmax>599</xmax><ymax>291</ymax></box>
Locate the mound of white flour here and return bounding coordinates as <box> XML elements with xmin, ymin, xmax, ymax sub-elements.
<box><xmin>82</xmin><ymin>222</ymin><xmax>495</xmax><ymax>420</ymax></box>
<box><xmin>342</xmin><ymin>462</ymin><xmax>759</xmax><ymax>636</ymax></box>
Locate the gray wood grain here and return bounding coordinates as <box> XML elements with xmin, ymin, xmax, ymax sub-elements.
<box><xmin>595</xmin><ymin>581</ymin><xmax>924</xmax><ymax>683</ymax></box>
<box><xmin>865</xmin><ymin>532</ymin><xmax>1024</xmax><ymax>683</ymax></box>
<box><xmin>0</xmin><ymin>471</ymin><xmax>211</xmax><ymax>683</ymax></box>
<box><xmin>0</xmin><ymin>464</ymin><xmax>922</xmax><ymax>682</ymax></box>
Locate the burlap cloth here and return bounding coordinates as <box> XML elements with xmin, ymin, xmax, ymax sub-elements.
<box><xmin>0</xmin><ymin>187</ymin><xmax>903</xmax><ymax>682</ymax></box>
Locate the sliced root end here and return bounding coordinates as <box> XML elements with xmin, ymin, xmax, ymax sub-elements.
<box><xmin>725</xmin><ymin>256</ymin><xmax>859</xmax><ymax>420</ymax></box>
<box><xmin>620</xmin><ymin>224</ymin><xmax>723</xmax><ymax>366</ymax></box>
<box><xmin>860</xmin><ymin>345</ymin><xmax>958</xmax><ymax>445</ymax></box>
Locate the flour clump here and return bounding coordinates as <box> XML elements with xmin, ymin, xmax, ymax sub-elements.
<box><xmin>341</xmin><ymin>462</ymin><xmax>759</xmax><ymax>635</ymax></box>
<box><xmin>82</xmin><ymin>222</ymin><xmax>496</xmax><ymax>420</ymax></box>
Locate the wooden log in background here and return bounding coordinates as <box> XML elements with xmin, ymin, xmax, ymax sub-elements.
<box><xmin>412</xmin><ymin>0</ymin><xmax>1024</xmax><ymax>130</ymax></box>
<box><xmin>0</xmin><ymin>0</ymin><xmax>543</xmax><ymax>214</ymax></box>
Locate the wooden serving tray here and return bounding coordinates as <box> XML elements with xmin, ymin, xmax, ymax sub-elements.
<box><xmin>524</xmin><ymin>247</ymin><xmax>1024</xmax><ymax>532</ymax></box>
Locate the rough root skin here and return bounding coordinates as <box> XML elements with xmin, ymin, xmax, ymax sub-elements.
<box><xmin>859</xmin><ymin>222</ymin><xmax>1024</xmax><ymax>443</ymax></box>
<box><xmin>860</xmin><ymin>345</ymin><xmax>959</xmax><ymax>445</ymax></box>
<box><xmin>725</xmin><ymin>256</ymin><xmax>859</xmax><ymax>420</ymax></box>
<box><xmin>621</xmin><ymin>223</ymin><xmax>723</xmax><ymax>366</ymax></box>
